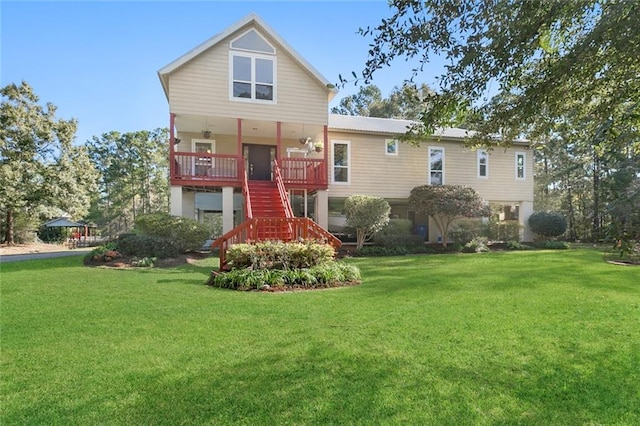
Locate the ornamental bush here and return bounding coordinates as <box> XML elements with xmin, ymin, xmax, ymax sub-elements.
<box><xmin>528</xmin><ymin>211</ymin><xmax>567</xmax><ymax>238</ymax></box>
<box><xmin>133</xmin><ymin>213</ymin><xmax>210</xmax><ymax>253</ymax></box>
<box><xmin>344</xmin><ymin>195</ymin><xmax>391</xmax><ymax>250</ymax></box>
<box><xmin>225</xmin><ymin>240</ymin><xmax>335</xmax><ymax>270</ymax></box>
<box><xmin>210</xmin><ymin>261</ymin><xmax>361</xmax><ymax>291</ymax></box>
<box><xmin>374</xmin><ymin>219</ymin><xmax>424</xmax><ymax>248</ymax></box>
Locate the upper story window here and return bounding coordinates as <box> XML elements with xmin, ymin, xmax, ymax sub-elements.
<box><xmin>332</xmin><ymin>140</ymin><xmax>351</xmax><ymax>184</ymax></box>
<box><xmin>385</xmin><ymin>139</ymin><xmax>398</xmax><ymax>156</ymax></box>
<box><xmin>229</xmin><ymin>29</ymin><xmax>276</xmax><ymax>103</ymax></box>
<box><xmin>477</xmin><ymin>149</ymin><xmax>488</xmax><ymax>178</ymax></box>
<box><xmin>429</xmin><ymin>147</ymin><xmax>444</xmax><ymax>185</ymax></box>
<box><xmin>515</xmin><ymin>152</ymin><xmax>526</xmax><ymax>180</ymax></box>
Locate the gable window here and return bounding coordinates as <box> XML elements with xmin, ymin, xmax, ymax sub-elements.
<box><xmin>230</xmin><ymin>29</ymin><xmax>276</xmax><ymax>102</ymax></box>
<box><xmin>429</xmin><ymin>147</ymin><xmax>444</xmax><ymax>185</ymax></box>
<box><xmin>385</xmin><ymin>139</ymin><xmax>398</xmax><ymax>156</ymax></box>
<box><xmin>515</xmin><ymin>152</ymin><xmax>526</xmax><ymax>180</ymax></box>
<box><xmin>477</xmin><ymin>149</ymin><xmax>488</xmax><ymax>178</ymax></box>
<box><xmin>332</xmin><ymin>140</ymin><xmax>350</xmax><ymax>184</ymax></box>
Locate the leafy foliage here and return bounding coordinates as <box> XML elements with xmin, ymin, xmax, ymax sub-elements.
<box><xmin>528</xmin><ymin>211</ymin><xmax>568</xmax><ymax>239</ymax></box>
<box><xmin>210</xmin><ymin>262</ymin><xmax>361</xmax><ymax>291</ymax></box>
<box><xmin>0</xmin><ymin>81</ymin><xmax>98</xmax><ymax>244</ymax></box>
<box><xmin>374</xmin><ymin>218</ymin><xmax>424</xmax><ymax>248</ymax></box>
<box><xmin>344</xmin><ymin>195</ymin><xmax>391</xmax><ymax>250</ymax></box>
<box><xmin>133</xmin><ymin>213</ymin><xmax>210</xmax><ymax>254</ymax></box>
<box><xmin>117</xmin><ymin>234</ymin><xmax>179</xmax><ymax>259</ymax></box>
<box><xmin>409</xmin><ymin>185</ymin><xmax>491</xmax><ymax>247</ymax></box>
<box><xmin>226</xmin><ymin>241</ymin><xmax>335</xmax><ymax>270</ymax></box>
<box><xmin>86</xmin><ymin>129</ymin><xmax>168</xmax><ymax>237</ymax></box>
<box><xmin>352</xmin><ymin>0</ymin><xmax>640</xmax><ymax>155</ymax></box>
<box><xmin>538</xmin><ymin>240</ymin><xmax>570</xmax><ymax>250</ymax></box>
<box><xmin>463</xmin><ymin>237</ymin><xmax>490</xmax><ymax>253</ymax></box>
<box><xmin>331</xmin><ymin>83</ymin><xmax>433</xmax><ymax>120</ymax></box>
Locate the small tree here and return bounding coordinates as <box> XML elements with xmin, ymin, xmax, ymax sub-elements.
<box><xmin>344</xmin><ymin>195</ymin><xmax>390</xmax><ymax>250</ymax></box>
<box><xmin>528</xmin><ymin>211</ymin><xmax>567</xmax><ymax>240</ymax></box>
<box><xmin>409</xmin><ymin>185</ymin><xmax>490</xmax><ymax>247</ymax></box>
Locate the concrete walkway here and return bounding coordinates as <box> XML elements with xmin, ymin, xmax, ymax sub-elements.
<box><xmin>0</xmin><ymin>249</ymin><xmax>92</xmax><ymax>263</ymax></box>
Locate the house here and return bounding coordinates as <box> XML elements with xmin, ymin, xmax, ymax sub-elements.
<box><xmin>158</xmin><ymin>13</ymin><xmax>534</xmax><ymax>264</ymax></box>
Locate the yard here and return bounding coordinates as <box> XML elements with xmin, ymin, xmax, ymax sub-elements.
<box><xmin>1</xmin><ymin>249</ymin><xmax>638</xmax><ymax>424</ymax></box>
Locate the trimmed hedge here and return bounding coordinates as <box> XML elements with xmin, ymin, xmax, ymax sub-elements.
<box><xmin>529</xmin><ymin>211</ymin><xmax>567</xmax><ymax>238</ymax></box>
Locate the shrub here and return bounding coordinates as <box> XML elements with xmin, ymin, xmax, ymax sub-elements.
<box><xmin>506</xmin><ymin>240</ymin><xmax>532</xmax><ymax>250</ymax></box>
<box><xmin>356</xmin><ymin>245</ymin><xmax>428</xmax><ymax>256</ymax></box>
<box><xmin>462</xmin><ymin>237</ymin><xmax>490</xmax><ymax>253</ymax></box>
<box><xmin>374</xmin><ymin>233</ymin><xmax>425</xmax><ymax>248</ymax></box>
<box><xmin>539</xmin><ymin>240</ymin><xmax>570</xmax><ymax>250</ymax></box>
<box><xmin>84</xmin><ymin>245</ymin><xmax>122</xmax><ymax>264</ymax></box>
<box><xmin>449</xmin><ymin>219</ymin><xmax>485</xmax><ymax>244</ymax></box>
<box><xmin>528</xmin><ymin>211</ymin><xmax>567</xmax><ymax>239</ymax></box>
<box><xmin>225</xmin><ymin>240</ymin><xmax>335</xmax><ymax>270</ymax></box>
<box><xmin>344</xmin><ymin>195</ymin><xmax>391</xmax><ymax>250</ymax></box>
<box><xmin>134</xmin><ymin>213</ymin><xmax>210</xmax><ymax>253</ymax></box>
<box><xmin>131</xmin><ymin>257</ymin><xmax>157</xmax><ymax>267</ymax></box>
<box><xmin>117</xmin><ymin>234</ymin><xmax>180</xmax><ymax>259</ymax></box>
<box><xmin>210</xmin><ymin>261</ymin><xmax>361</xmax><ymax>290</ymax></box>
<box><xmin>486</xmin><ymin>220</ymin><xmax>521</xmax><ymax>242</ymax></box>
<box><xmin>373</xmin><ymin>218</ymin><xmax>423</xmax><ymax>247</ymax></box>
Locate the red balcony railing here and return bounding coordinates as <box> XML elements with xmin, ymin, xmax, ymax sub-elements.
<box><xmin>171</xmin><ymin>153</ymin><xmax>243</xmax><ymax>185</ymax></box>
<box><xmin>279</xmin><ymin>158</ymin><xmax>327</xmax><ymax>189</ymax></box>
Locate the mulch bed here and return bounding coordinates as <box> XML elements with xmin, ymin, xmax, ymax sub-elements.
<box><xmin>84</xmin><ymin>252</ymin><xmax>212</xmax><ymax>269</ymax></box>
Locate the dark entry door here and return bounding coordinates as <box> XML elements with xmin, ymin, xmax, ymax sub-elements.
<box><xmin>245</xmin><ymin>144</ymin><xmax>274</xmax><ymax>180</ymax></box>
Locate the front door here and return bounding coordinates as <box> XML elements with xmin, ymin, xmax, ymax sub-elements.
<box><xmin>244</xmin><ymin>144</ymin><xmax>274</xmax><ymax>180</ymax></box>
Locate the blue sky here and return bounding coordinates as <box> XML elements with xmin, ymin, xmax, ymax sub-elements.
<box><xmin>1</xmin><ymin>1</ymin><xmax>444</xmax><ymax>145</ymax></box>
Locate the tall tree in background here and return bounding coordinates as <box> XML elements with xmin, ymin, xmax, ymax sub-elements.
<box><xmin>0</xmin><ymin>81</ymin><xmax>98</xmax><ymax>244</ymax></box>
<box><xmin>353</xmin><ymin>0</ymin><xmax>640</xmax><ymax>153</ymax></box>
<box><xmin>331</xmin><ymin>83</ymin><xmax>433</xmax><ymax>120</ymax></box>
<box><xmin>86</xmin><ymin>129</ymin><xmax>168</xmax><ymax>236</ymax></box>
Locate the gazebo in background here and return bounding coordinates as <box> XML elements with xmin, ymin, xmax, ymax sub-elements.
<box><xmin>43</xmin><ymin>217</ymin><xmax>97</xmax><ymax>247</ymax></box>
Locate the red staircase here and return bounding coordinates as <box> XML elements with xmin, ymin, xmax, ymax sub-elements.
<box><xmin>248</xmin><ymin>181</ymin><xmax>287</xmax><ymax>218</ymax></box>
<box><xmin>211</xmin><ymin>160</ymin><xmax>340</xmax><ymax>270</ymax></box>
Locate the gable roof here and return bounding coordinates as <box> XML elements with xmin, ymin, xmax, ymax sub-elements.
<box><xmin>157</xmin><ymin>13</ymin><xmax>338</xmax><ymax>100</ymax></box>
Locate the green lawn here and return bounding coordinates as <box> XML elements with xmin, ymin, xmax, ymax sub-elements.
<box><xmin>1</xmin><ymin>249</ymin><xmax>639</xmax><ymax>424</ymax></box>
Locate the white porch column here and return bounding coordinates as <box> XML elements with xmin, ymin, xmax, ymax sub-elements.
<box><xmin>519</xmin><ymin>201</ymin><xmax>534</xmax><ymax>242</ymax></box>
<box><xmin>170</xmin><ymin>186</ymin><xmax>183</xmax><ymax>217</ymax></box>
<box><xmin>315</xmin><ymin>190</ymin><xmax>329</xmax><ymax>229</ymax></box>
<box><xmin>222</xmin><ymin>186</ymin><xmax>235</xmax><ymax>234</ymax></box>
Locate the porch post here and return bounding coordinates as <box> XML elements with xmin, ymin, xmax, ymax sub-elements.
<box><xmin>222</xmin><ymin>186</ymin><xmax>235</xmax><ymax>234</ymax></box>
<box><xmin>519</xmin><ymin>201</ymin><xmax>534</xmax><ymax>242</ymax></box>
<box><xmin>315</xmin><ymin>190</ymin><xmax>329</xmax><ymax>229</ymax></box>
<box><xmin>323</xmin><ymin>125</ymin><xmax>329</xmax><ymax>185</ymax></box>
<box><xmin>237</xmin><ymin>118</ymin><xmax>242</xmax><ymax>156</ymax></box>
<box><xmin>169</xmin><ymin>113</ymin><xmax>176</xmax><ymax>178</ymax></box>
<box><xmin>170</xmin><ymin>186</ymin><xmax>183</xmax><ymax>217</ymax></box>
<box><xmin>276</xmin><ymin>121</ymin><xmax>281</xmax><ymax>160</ymax></box>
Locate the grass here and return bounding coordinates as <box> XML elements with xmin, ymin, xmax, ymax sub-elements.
<box><xmin>1</xmin><ymin>249</ymin><xmax>639</xmax><ymax>424</ymax></box>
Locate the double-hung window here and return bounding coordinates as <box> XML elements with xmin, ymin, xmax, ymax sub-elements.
<box><xmin>515</xmin><ymin>152</ymin><xmax>526</xmax><ymax>180</ymax></box>
<box><xmin>429</xmin><ymin>147</ymin><xmax>444</xmax><ymax>185</ymax></box>
<box><xmin>230</xmin><ymin>29</ymin><xmax>276</xmax><ymax>102</ymax></box>
<box><xmin>332</xmin><ymin>140</ymin><xmax>350</xmax><ymax>184</ymax></box>
<box><xmin>478</xmin><ymin>149</ymin><xmax>488</xmax><ymax>178</ymax></box>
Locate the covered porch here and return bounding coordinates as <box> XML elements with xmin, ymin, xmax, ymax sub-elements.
<box><xmin>169</xmin><ymin>113</ymin><xmax>329</xmax><ymax>190</ymax></box>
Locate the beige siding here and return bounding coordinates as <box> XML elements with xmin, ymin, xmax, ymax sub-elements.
<box><xmin>327</xmin><ymin>132</ymin><xmax>534</xmax><ymax>204</ymax></box>
<box><xmin>168</xmin><ymin>27</ymin><xmax>328</xmax><ymax>125</ymax></box>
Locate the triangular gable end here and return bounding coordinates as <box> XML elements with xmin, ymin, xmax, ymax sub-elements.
<box><xmin>158</xmin><ymin>12</ymin><xmax>338</xmax><ymax>101</ymax></box>
<box><xmin>230</xmin><ymin>29</ymin><xmax>275</xmax><ymax>54</ymax></box>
